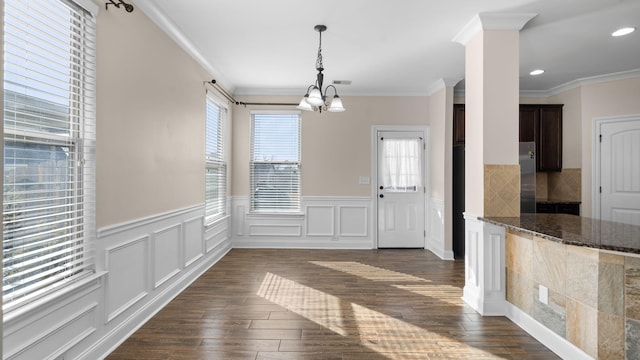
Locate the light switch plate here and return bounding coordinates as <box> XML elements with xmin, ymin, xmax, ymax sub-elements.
<box><xmin>359</xmin><ymin>176</ymin><xmax>370</xmax><ymax>185</ymax></box>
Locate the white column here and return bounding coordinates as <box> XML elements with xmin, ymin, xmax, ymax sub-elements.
<box><xmin>453</xmin><ymin>13</ymin><xmax>536</xmax><ymax>316</ymax></box>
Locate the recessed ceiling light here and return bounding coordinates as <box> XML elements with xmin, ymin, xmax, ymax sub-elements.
<box><xmin>612</xmin><ymin>27</ymin><xmax>635</xmax><ymax>37</ymax></box>
<box><xmin>530</xmin><ymin>69</ymin><xmax>545</xmax><ymax>76</ymax></box>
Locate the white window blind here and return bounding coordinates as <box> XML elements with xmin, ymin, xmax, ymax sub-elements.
<box><xmin>3</xmin><ymin>0</ymin><xmax>96</xmax><ymax>312</ymax></box>
<box><xmin>205</xmin><ymin>93</ymin><xmax>227</xmax><ymax>222</ymax></box>
<box><xmin>250</xmin><ymin>112</ymin><xmax>301</xmax><ymax>212</ymax></box>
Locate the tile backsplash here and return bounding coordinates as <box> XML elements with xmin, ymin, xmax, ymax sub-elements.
<box><xmin>484</xmin><ymin>164</ymin><xmax>520</xmax><ymax>217</ymax></box>
<box><xmin>536</xmin><ymin>168</ymin><xmax>581</xmax><ymax>201</ymax></box>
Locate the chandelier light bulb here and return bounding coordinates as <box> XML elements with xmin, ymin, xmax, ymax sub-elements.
<box><xmin>297</xmin><ymin>96</ymin><xmax>313</xmax><ymax>111</ymax></box>
<box><xmin>328</xmin><ymin>96</ymin><xmax>345</xmax><ymax>112</ymax></box>
<box><xmin>306</xmin><ymin>87</ymin><xmax>324</xmax><ymax>106</ymax></box>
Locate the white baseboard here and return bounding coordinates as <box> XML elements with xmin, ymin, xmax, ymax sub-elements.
<box><xmin>506</xmin><ymin>302</ymin><xmax>593</xmax><ymax>360</ymax></box>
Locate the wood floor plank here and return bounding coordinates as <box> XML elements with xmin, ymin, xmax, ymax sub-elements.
<box><xmin>106</xmin><ymin>249</ymin><xmax>560</xmax><ymax>359</ymax></box>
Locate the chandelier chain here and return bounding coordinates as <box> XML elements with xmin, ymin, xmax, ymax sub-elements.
<box><xmin>315</xmin><ymin>30</ymin><xmax>324</xmax><ymax>71</ymax></box>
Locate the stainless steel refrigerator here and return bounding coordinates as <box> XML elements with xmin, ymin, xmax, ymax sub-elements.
<box><xmin>520</xmin><ymin>142</ymin><xmax>536</xmax><ymax>213</ymax></box>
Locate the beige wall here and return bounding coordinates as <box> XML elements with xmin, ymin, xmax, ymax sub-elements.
<box><xmin>232</xmin><ymin>95</ymin><xmax>430</xmax><ymax>197</ymax></box>
<box><xmin>429</xmin><ymin>87</ymin><xmax>448</xmax><ymax>200</ymax></box>
<box><xmin>578</xmin><ymin>77</ymin><xmax>640</xmax><ymax>216</ymax></box>
<box><xmin>96</xmin><ymin>5</ymin><xmax>213</xmax><ymax>227</ymax></box>
<box><xmin>549</xmin><ymin>87</ymin><xmax>582</xmax><ymax>169</ymax></box>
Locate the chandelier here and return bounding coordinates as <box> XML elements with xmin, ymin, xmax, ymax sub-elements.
<box><xmin>297</xmin><ymin>25</ymin><xmax>346</xmax><ymax>113</ymax></box>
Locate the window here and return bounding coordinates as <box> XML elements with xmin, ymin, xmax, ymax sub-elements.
<box><xmin>380</xmin><ymin>138</ymin><xmax>423</xmax><ymax>192</ymax></box>
<box><xmin>250</xmin><ymin>112</ymin><xmax>301</xmax><ymax>212</ymax></box>
<box><xmin>205</xmin><ymin>93</ymin><xmax>227</xmax><ymax>222</ymax></box>
<box><xmin>3</xmin><ymin>0</ymin><xmax>96</xmax><ymax>312</ymax></box>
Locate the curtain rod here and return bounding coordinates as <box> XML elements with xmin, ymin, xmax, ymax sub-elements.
<box><xmin>205</xmin><ymin>79</ymin><xmax>298</xmax><ymax>107</ymax></box>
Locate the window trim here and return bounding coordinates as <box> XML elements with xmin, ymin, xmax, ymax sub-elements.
<box><xmin>204</xmin><ymin>91</ymin><xmax>228</xmax><ymax>224</ymax></box>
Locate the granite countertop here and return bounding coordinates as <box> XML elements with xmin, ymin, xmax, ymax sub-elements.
<box><xmin>535</xmin><ymin>198</ymin><xmax>581</xmax><ymax>205</ymax></box>
<box><xmin>481</xmin><ymin>214</ymin><xmax>640</xmax><ymax>254</ymax></box>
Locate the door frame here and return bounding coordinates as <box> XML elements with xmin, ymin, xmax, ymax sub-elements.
<box><xmin>371</xmin><ymin>125</ymin><xmax>431</xmax><ymax>249</ymax></box>
<box><xmin>592</xmin><ymin>114</ymin><xmax>640</xmax><ymax>219</ymax></box>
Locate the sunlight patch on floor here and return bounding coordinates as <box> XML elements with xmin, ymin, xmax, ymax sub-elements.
<box><xmin>391</xmin><ymin>284</ymin><xmax>463</xmax><ymax>305</ymax></box>
<box><xmin>257</xmin><ymin>271</ymin><xmax>494</xmax><ymax>358</ymax></box>
<box><xmin>257</xmin><ymin>272</ymin><xmax>347</xmax><ymax>336</ymax></box>
<box><xmin>309</xmin><ymin>261</ymin><xmax>430</xmax><ymax>283</ymax></box>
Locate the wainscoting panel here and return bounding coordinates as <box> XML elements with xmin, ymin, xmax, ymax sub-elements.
<box><xmin>462</xmin><ymin>213</ymin><xmax>506</xmax><ymax>316</ymax></box>
<box><xmin>249</xmin><ymin>224</ymin><xmax>303</xmax><ymax>237</ymax></box>
<box><xmin>105</xmin><ymin>235</ymin><xmax>150</xmax><ymax>322</ymax></box>
<box><xmin>206</xmin><ymin>217</ymin><xmax>230</xmax><ymax>253</ymax></box>
<box><xmin>306</xmin><ymin>205</ymin><xmax>335</xmax><ymax>236</ymax></box>
<box><xmin>232</xmin><ymin>196</ymin><xmax>373</xmax><ymax>249</ymax></box>
<box><xmin>152</xmin><ymin>224</ymin><xmax>182</xmax><ymax>289</ymax></box>
<box><xmin>183</xmin><ymin>216</ymin><xmax>204</xmax><ymax>267</ymax></box>
<box><xmin>338</xmin><ymin>205</ymin><xmax>368</xmax><ymax>237</ymax></box>
<box><xmin>234</xmin><ymin>204</ymin><xmax>245</xmax><ymax>236</ymax></box>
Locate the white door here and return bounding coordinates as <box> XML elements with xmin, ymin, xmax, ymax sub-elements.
<box><xmin>600</xmin><ymin>118</ymin><xmax>640</xmax><ymax>226</ymax></box>
<box><xmin>377</xmin><ymin>131</ymin><xmax>425</xmax><ymax>248</ymax></box>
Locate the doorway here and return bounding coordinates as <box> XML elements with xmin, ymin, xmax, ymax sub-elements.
<box><xmin>595</xmin><ymin>115</ymin><xmax>640</xmax><ymax>226</ymax></box>
<box><xmin>374</xmin><ymin>128</ymin><xmax>427</xmax><ymax>248</ymax></box>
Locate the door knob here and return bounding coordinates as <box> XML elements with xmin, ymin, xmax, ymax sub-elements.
<box><xmin>379</xmin><ymin>194</ymin><xmax>384</xmax><ymax>198</ymax></box>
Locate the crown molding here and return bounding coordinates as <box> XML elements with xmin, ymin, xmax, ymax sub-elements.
<box><xmin>457</xmin><ymin>68</ymin><xmax>640</xmax><ymax>99</ymax></box>
<box><xmin>426</xmin><ymin>78</ymin><xmax>463</xmax><ymax>96</ymax></box>
<box><xmin>542</xmin><ymin>68</ymin><xmax>640</xmax><ymax>97</ymax></box>
<box><xmin>132</xmin><ymin>0</ymin><xmax>232</xmax><ymax>91</ymax></box>
<box><xmin>453</xmin><ymin>12</ymin><xmax>538</xmax><ymax>45</ymax></box>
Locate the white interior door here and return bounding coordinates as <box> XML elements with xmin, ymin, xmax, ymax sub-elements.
<box><xmin>377</xmin><ymin>131</ymin><xmax>425</xmax><ymax>248</ymax></box>
<box><xmin>600</xmin><ymin>118</ymin><xmax>640</xmax><ymax>226</ymax></box>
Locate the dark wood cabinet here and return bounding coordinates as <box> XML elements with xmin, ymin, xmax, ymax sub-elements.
<box><xmin>536</xmin><ymin>202</ymin><xmax>580</xmax><ymax>215</ymax></box>
<box><xmin>453</xmin><ymin>104</ymin><xmax>465</xmax><ymax>146</ymax></box>
<box><xmin>518</xmin><ymin>106</ymin><xmax>537</xmax><ymax>143</ymax></box>
<box><xmin>452</xmin><ymin>103</ymin><xmax>563</xmax><ymax>170</ymax></box>
<box><xmin>519</xmin><ymin>104</ymin><xmax>563</xmax><ymax>172</ymax></box>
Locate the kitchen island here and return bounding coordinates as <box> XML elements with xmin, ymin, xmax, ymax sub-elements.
<box><xmin>481</xmin><ymin>214</ymin><xmax>640</xmax><ymax>359</ymax></box>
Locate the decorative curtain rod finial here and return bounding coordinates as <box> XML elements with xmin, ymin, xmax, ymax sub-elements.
<box><xmin>106</xmin><ymin>0</ymin><xmax>134</xmax><ymax>12</ymax></box>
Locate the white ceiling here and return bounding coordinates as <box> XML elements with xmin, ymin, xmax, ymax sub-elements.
<box><xmin>135</xmin><ymin>0</ymin><xmax>640</xmax><ymax>96</ymax></box>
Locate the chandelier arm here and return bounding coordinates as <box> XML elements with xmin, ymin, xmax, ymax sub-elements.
<box><xmin>324</xmin><ymin>84</ymin><xmax>339</xmax><ymax>97</ymax></box>
<box><xmin>305</xmin><ymin>84</ymin><xmax>315</xmax><ymax>95</ymax></box>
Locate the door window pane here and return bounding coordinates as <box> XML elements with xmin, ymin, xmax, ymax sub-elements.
<box><xmin>381</xmin><ymin>138</ymin><xmax>422</xmax><ymax>192</ymax></box>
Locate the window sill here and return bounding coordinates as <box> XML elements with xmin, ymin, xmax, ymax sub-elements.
<box><xmin>3</xmin><ymin>271</ymin><xmax>107</xmax><ymax>324</ymax></box>
<box><xmin>247</xmin><ymin>212</ymin><xmax>304</xmax><ymax>219</ymax></box>
<box><xmin>205</xmin><ymin>214</ymin><xmax>230</xmax><ymax>230</ymax></box>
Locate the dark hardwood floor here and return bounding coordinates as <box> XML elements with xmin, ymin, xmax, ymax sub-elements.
<box><xmin>106</xmin><ymin>249</ymin><xmax>559</xmax><ymax>359</ymax></box>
